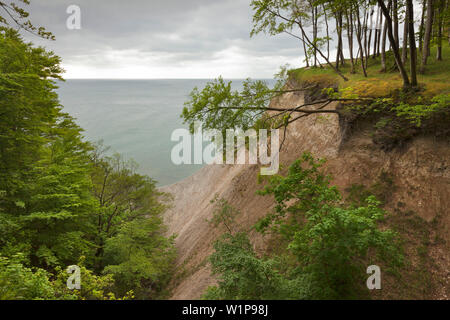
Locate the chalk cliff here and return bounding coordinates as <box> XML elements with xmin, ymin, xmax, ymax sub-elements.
<box><xmin>161</xmin><ymin>85</ymin><xmax>449</xmax><ymax>300</ymax></box>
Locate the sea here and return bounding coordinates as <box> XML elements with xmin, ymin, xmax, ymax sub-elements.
<box><xmin>57</xmin><ymin>79</ymin><xmax>274</xmax><ymax>186</ymax></box>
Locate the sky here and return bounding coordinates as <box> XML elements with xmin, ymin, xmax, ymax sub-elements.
<box><xmin>20</xmin><ymin>0</ymin><xmax>306</xmax><ymax>79</ymax></box>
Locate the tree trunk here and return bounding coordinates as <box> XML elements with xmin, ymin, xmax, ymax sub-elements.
<box><xmin>295</xmin><ymin>18</ymin><xmax>349</xmax><ymax>80</ymax></box>
<box><xmin>377</xmin><ymin>0</ymin><xmax>411</xmax><ymax>87</ymax></box>
<box><xmin>346</xmin><ymin>10</ymin><xmax>355</xmax><ymax>73</ymax></box>
<box><xmin>406</xmin><ymin>0</ymin><xmax>418</xmax><ymax>86</ymax></box>
<box><xmin>355</xmin><ymin>47</ymin><xmax>360</xmax><ymax>65</ymax></box>
<box><xmin>448</xmin><ymin>0</ymin><xmax>450</xmax><ymax>45</ymax></box>
<box><xmin>419</xmin><ymin>0</ymin><xmax>426</xmax><ymax>51</ymax></box>
<box><xmin>336</xmin><ymin>13</ymin><xmax>341</xmax><ymax>69</ymax></box>
<box><xmin>420</xmin><ymin>0</ymin><xmax>434</xmax><ymax>72</ymax></box>
<box><xmin>402</xmin><ymin>8</ymin><xmax>409</xmax><ymax>64</ymax></box>
<box><xmin>376</xmin><ymin>6</ymin><xmax>383</xmax><ymax>57</ymax></box>
<box><xmin>381</xmin><ymin>1</ymin><xmax>392</xmax><ymax>72</ymax></box>
<box><xmin>264</xmin><ymin>5</ymin><xmax>348</xmax><ymax>80</ymax></box>
<box><xmin>365</xmin><ymin>9</ymin><xmax>370</xmax><ymax>69</ymax></box>
<box><xmin>373</xmin><ymin>30</ymin><xmax>378</xmax><ymax>58</ymax></box>
<box><xmin>313</xmin><ymin>6</ymin><xmax>318</xmax><ymax>67</ymax></box>
<box><xmin>323</xmin><ymin>5</ymin><xmax>330</xmax><ymax>61</ymax></box>
<box><xmin>300</xmin><ymin>18</ymin><xmax>309</xmax><ymax>67</ymax></box>
<box><xmin>373</xmin><ymin>6</ymin><xmax>380</xmax><ymax>58</ymax></box>
<box><xmin>436</xmin><ymin>0</ymin><xmax>444</xmax><ymax>60</ymax></box>
<box><xmin>338</xmin><ymin>11</ymin><xmax>345</xmax><ymax>66</ymax></box>
<box><xmin>393</xmin><ymin>0</ymin><xmax>400</xmax><ymax>47</ymax></box>
<box><xmin>356</xmin><ymin>5</ymin><xmax>368</xmax><ymax>77</ymax></box>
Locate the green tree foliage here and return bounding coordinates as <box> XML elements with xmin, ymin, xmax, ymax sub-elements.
<box><xmin>181</xmin><ymin>68</ymin><xmax>343</xmax><ymax>153</ymax></box>
<box><xmin>205</xmin><ymin>153</ymin><xmax>403</xmax><ymax>299</ymax></box>
<box><xmin>103</xmin><ymin>218</ymin><xmax>176</xmax><ymax>299</ymax></box>
<box><xmin>0</xmin><ymin>29</ymin><xmax>176</xmax><ymax>300</ymax></box>
<box><xmin>0</xmin><ymin>255</ymin><xmax>134</xmax><ymax>300</ymax></box>
<box><xmin>0</xmin><ymin>255</ymin><xmax>54</xmax><ymax>300</ymax></box>
<box><xmin>207</xmin><ymin>195</ymin><xmax>241</xmax><ymax>234</ymax></box>
<box><xmin>0</xmin><ymin>1</ymin><xmax>54</xmax><ymax>39</ymax></box>
<box><xmin>89</xmin><ymin>145</ymin><xmax>169</xmax><ymax>269</ymax></box>
<box><xmin>0</xmin><ymin>27</ymin><xmax>62</xmax><ymax>188</ymax></box>
<box><xmin>182</xmin><ymin>76</ymin><xmax>286</xmax><ymax>134</ymax></box>
<box><xmin>0</xmin><ymin>28</ymin><xmax>94</xmax><ymax>268</ymax></box>
<box><xmin>392</xmin><ymin>93</ymin><xmax>450</xmax><ymax>126</ymax></box>
<box><xmin>258</xmin><ymin>153</ymin><xmax>403</xmax><ymax>298</ymax></box>
<box><xmin>203</xmin><ymin>232</ymin><xmax>299</xmax><ymax>300</ymax></box>
<box><xmin>51</xmin><ymin>259</ymin><xmax>134</xmax><ymax>300</ymax></box>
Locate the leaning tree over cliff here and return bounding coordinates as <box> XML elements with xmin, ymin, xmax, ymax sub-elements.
<box><xmin>181</xmin><ymin>75</ymin><xmax>372</xmax><ymax>151</ymax></box>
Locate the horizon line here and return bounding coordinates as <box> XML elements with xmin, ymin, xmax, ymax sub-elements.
<box><xmin>62</xmin><ymin>77</ymin><xmax>276</xmax><ymax>80</ymax></box>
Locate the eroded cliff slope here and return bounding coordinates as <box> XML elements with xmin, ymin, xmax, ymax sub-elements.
<box><xmin>161</xmin><ymin>87</ymin><xmax>449</xmax><ymax>300</ymax></box>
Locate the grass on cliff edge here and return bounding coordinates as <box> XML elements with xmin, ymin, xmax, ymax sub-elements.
<box><xmin>289</xmin><ymin>44</ymin><xmax>450</xmax><ymax>98</ymax></box>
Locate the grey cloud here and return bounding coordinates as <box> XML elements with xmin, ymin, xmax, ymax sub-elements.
<box><xmin>20</xmin><ymin>0</ymin><xmax>305</xmax><ymax>78</ymax></box>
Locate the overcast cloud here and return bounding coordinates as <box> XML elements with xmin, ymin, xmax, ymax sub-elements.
<box><xmin>20</xmin><ymin>0</ymin><xmax>306</xmax><ymax>79</ymax></box>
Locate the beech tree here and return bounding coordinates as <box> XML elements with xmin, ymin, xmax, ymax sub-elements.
<box><xmin>180</xmin><ymin>76</ymin><xmax>371</xmax><ymax>148</ymax></box>
<box><xmin>420</xmin><ymin>0</ymin><xmax>434</xmax><ymax>72</ymax></box>
<box><xmin>250</xmin><ymin>0</ymin><xmax>349</xmax><ymax>81</ymax></box>
<box><xmin>377</xmin><ymin>0</ymin><xmax>412</xmax><ymax>87</ymax></box>
<box><xmin>406</xmin><ymin>0</ymin><xmax>418</xmax><ymax>86</ymax></box>
<box><xmin>0</xmin><ymin>28</ymin><xmax>176</xmax><ymax>299</ymax></box>
<box><xmin>248</xmin><ymin>0</ymin><xmax>447</xmax><ymax>88</ymax></box>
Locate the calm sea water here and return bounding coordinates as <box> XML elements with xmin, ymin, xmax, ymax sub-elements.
<box><xmin>57</xmin><ymin>79</ymin><xmax>274</xmax><ymax>186</ymax></box>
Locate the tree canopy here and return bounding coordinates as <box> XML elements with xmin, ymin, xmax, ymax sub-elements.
<box><xmin>0</xmin><ymin>28</ymin><xmax>176</xmax><ymax>300</ymax></box>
